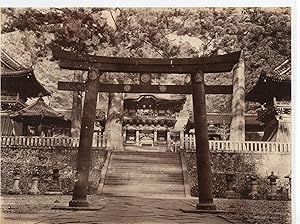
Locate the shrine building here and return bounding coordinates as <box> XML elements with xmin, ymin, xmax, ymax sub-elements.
<box><xmin>122</xmin><ymin>94</ymin><xmax>186</xmax><ymax>151</ymax></box>
<box><xmin>246</xmin><ymin>59</ymin><xmax>291</xmax><ymax>142</ymax></box>
<box><xmin>0</xmin><ymin>50</ymin><xmax>50</xmax><ymax>135</ymax></box>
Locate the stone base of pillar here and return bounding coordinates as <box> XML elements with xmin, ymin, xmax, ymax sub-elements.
<box><xmin>196</xmin><ymin>202</ymin><xmax>217</xmax><ymax>210</ymax></box>
<box><xmin>225</xmin><ymin>190</ymin><xmax>238</xmax><ymax>199</ymax></box>
<box><xmin>8</xmin><ymin>188</ymin><xmax>22</xmax><ymax>195</ymax></box>
<box><xmin>69</xmin><ymin>199</ymin><xmax>89</xmax><ymax>207</ymax></box>
<box><xmin>28</xmin><ymin>189</ymin><xmax>40</xmax><ymax>195</ymax></box>
<box><xmin>52</xmin><ymin>205</ymin><xmax>104</xmax><ymax>211</ymax></box>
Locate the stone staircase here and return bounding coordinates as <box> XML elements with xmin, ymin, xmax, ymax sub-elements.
<box><xmin>102</xmin><ymin>151</ymin><xmax>189</xmax><ymax>198</ymax></box>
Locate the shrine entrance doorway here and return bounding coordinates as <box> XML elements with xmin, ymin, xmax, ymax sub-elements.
<box><xmin>52</xmin><ymin>48</ymin><xmax>240</xmax><ymax>210</ymax></box>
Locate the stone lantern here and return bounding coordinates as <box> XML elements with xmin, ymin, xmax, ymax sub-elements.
<box><xmin>248</xmin><ymin>174</ymin><xmax>260</xmax><ymax>200</ymax></box>
<box><xmin>284</xmin><ymin>173</ymin><xmax>291</xmax><ymax>200</ymax></box>
<box><xmin>46</xmin><ymin>168</ymin><xmax>63</xmax><ymax>195</ymax></box>
<box><xmin>224</xmin><ymin>173</ymin><xmax>238</xmax><ymax>199</ymax></box>
<box><xmin>267</xmin><ymin>172</ymin><xmax>279</xmax><ymax>200</ymax></box>
<box><xmin>9</xmin><ymin>167</ymin><xmax>22</xmax><ymax>194</ymax></box>
<box><xmin>28</xmin><ymin>168</ymin><xmax>40</xmax><ymax>195</ymax></box>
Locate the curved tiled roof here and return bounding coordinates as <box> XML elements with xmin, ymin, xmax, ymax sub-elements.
<box><xmin>246</xmin><ymin>59</ymin><xmax>291</xmax><ymax>104</ymax></box>
<box><xmin>10</xmin><ymin>97</ymin><xmax>66</xmax><ymax>124</ymax></box>
<box><xmin>1</xmin><ymin>50</ymin><xmax>51</xmax><ymax>98</ymax></box>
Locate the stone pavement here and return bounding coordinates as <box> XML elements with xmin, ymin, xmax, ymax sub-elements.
<box><xmin>1</xmin><ymin>195</ymin><xmax>245</xmax><ymax>224</ymax></box>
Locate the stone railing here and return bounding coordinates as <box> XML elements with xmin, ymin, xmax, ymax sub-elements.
<box><xmin>1</xmin><ymin>135</ymin><xmax>291</xmax><ymax>153</ymax></box>
<box><xmin>207</xmin><ymin>140</ymin><xmax>291</xmax><ymax>153</ymax></box>
<box><xmin>183</xmin><ymin>133</ymin><xmax>290</xmax><ymax>153</ymax></box>
<box><xmin>183</xmin><ymin>139</ymin><xmax>290</xmax><ymax>153</ymax></box>
<box><xmin>1</xmin><ymin>135</ymin><xmax>107</xmax><ymax>149</ymax></box>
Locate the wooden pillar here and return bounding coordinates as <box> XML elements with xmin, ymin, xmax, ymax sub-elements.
<box><xmin>154</xmin><ymin>130</ymin><xmax>157</xmax><ymax>145</ymax></box>
<box><xmin>191</xmin><ymin>71</ymin><xmax>216</xmax><ymax>210</ymax></box>
<box><xmin>180</xmin><ymin>130</ymin><xmax>184</xmax><ymax>150</ymax></box>
<box><xmin>69</xmin><ymin>69</ymin><xmax>99</xmax><ymax>207</ymax></box>
<box><xmin>167</xmin><ymin>131</ymin><xmax>171</xmax><ymax>142</ymax></box>
<box><xmin>230</xmin><ymin>53</ymin><xmax>245</xmax><ymax>141</ymax></box>
<box><xmin>123</xmin><ymin>129</ymin><xmax>127</xmax><ymax>143</ymax></box>
<box><xmin>184</xmin><ymin>134</ymin><xmax>189</xmax><ymax>151</ymax></box>
<box><xmin>136</xmin><ymin>130</ymin><xmax>139</xmax><ymax>146</ymax></box>
<box><xmin>23</xmin><ymin>124</ymin><xmax>28</xmax><ymax>136</ymax></box>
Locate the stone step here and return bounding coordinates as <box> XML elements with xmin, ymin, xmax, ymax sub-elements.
<box><xmin>105</xmin><ymin>173</ymin><xmax>184</xmax><ymax>178</ymax></box>
<box><xmin>107</xmin><ymin>170</ymin><xmax>182</xmax><ymax>174</ymax></box>
<box><xmin>103</xmin><ymin>151</ymin><xmax>186</xmax><ymax>198</ymax></box>
<box><xmin>108</xmin><ymin>164</ymin><xmax>182</xmax><ymax>170</ymax></box>
<box><xmin>109</xmin><ymin>157</ymin><xmax>181</xmax><ymax>162</ymax></box>
<box><xmin>103</xmin><ymin>192</ymin><xmax>186</xmax><ymax>199</ymax></box>
<box><xmin>112</xmin><ymin>152</ymin><xmax>180</xmax><ymax>157</ymax></box>
<box><xmin>105</xmin><ymin>179</ymin><xmax>184</xmax><ymax>185</ymax></box>
<box><xmin>103</xmin><ymin>184</ymin><xmax>185</xmax><ymax>192</ymax></box>
<box><xmin>111</xmin><ymin>157</ymin><xmax>181</xmax><ymax>163</ymax></box>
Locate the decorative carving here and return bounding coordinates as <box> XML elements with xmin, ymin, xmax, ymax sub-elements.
<box><xmin>124</xmin><ymin>84</ymin><xmax>131</xmax><ymax>92</ymax></box>
<box><xmin>140</xmin><ymin>74</ymin><xmax>151</xmax><ymax>83</ymax></box>
<box><xmin>185</xmin><ymin>74</ymin><xmax>191</xmax><ymax>84</ymax></box>
<box><xmin>194</xmin><ymin>71</ymin><xmax>204</xmax><ymax>83</ymax></box>
<box><xmin>159</xmin><ymin>85</ymin><xmax>167</xmax><ymax>92</ymax></box>
<box><xmin>88</xmin><ymin>71</ymin><xmax>98</xmax><ymax>80</ymax></box>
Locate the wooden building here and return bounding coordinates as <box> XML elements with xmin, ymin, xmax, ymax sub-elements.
<box><xmin>123</xmin><ymin>94</ymin><xmax>186</xmax><ymax>150</ymax></box>
<box><xmin>185</xmin><ymin>113</ymin><xmax>264</xmax><ymax>141</ymax></box>
<box><xmin>10</xmin><ymin>96</ymin><xmax>70</xmax><ymax>137</ymax></box>
<box><xmin>0</xmin><ymin>50</ymin><xmax>50</xmax><ymax>135</ymax></box>
<box><xmin>246</xmin><ymin>59</ymin><xmax>291</xmax><ymax>142</ymax></box>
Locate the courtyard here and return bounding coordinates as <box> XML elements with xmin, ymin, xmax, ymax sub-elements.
<box><xmin>1</xmin><ymin>195</ymin><xmax>291</xmax><ymax>224</ymax></box>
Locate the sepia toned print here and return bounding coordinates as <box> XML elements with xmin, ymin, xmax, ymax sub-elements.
<box><xmin>1</xmin><ymin>7</ymin><xmax>291</xmax><ymax>223</ymax></box>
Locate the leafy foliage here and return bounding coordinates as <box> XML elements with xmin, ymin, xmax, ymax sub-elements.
<box><xmin>1</xmin><ymin>146</ymin><xmax>106</xmax><ymax>194</ymax></box>
<box><xmin>1</xmin><ymin>7</ymin><xmax>291</xmax><ymax>117</ymax></box>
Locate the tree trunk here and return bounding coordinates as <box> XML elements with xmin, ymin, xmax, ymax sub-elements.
<box><xmin>105</xmin><ymin>92</ymin><xmax>124</xmax><ymax>150</ymax></box>
<box><xmin>230</xmin><ymin>52</ymin><xmax>245</xmax><ymax>141</ymax></box>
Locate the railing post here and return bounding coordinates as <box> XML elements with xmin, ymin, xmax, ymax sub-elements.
<box><xmin>184</xmin><ymin>134</ymin><xmax>189</xmax><ymax>151</ymax></box>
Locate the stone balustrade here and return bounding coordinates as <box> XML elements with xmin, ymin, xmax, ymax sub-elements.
<box><xmin>1</xmin><ymin>135</ymin><xmax>107</xmax><ymax>149</ymax></box>
<box><xmin>0</xmin><ymin>135</ymin><xmax>290</xmax><ymax>153</ymax></box>
<box><xmin>184</xmin><ymin>136</ymin><xmax>290</xmax><ymax>153</ymax></box>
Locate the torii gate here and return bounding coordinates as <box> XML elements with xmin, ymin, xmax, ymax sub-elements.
<box><xmin>52</xmin><ymin>48</ymin><xmax>241</xmax><ymax>210</ymax></box>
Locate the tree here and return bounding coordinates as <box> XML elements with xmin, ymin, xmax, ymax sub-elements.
<box><xmin>1</xmin><ymin>7</ymin><xmax>291</xmax><ymax>147</ymax></box>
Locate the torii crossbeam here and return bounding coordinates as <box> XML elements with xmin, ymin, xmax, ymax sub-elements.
<box><xmin>52</xmin><ymin>48</ymin><xmax>240</xmax><ymax>210</ymax></box>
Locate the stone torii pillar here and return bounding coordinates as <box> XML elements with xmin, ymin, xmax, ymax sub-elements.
<box><xmin>69</xmin><ymin>69</ymin><xmax>99</xmax><ymax>207</ymax></box>
<box><xmin>230</xmin><ymin>52</ymin><xmax>245</xmax><ymax>141</ymax></box>
<box><xmin>192</xmin><ymin>71</ymin><xmax>216</xmax><ymax>210</ymax></box>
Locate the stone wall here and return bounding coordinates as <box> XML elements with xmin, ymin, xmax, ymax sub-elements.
<box><xmin>1</xmin><ymin>146</ymin><xmax>107</xmax><ymax>194</ymax></box>
<box><xmin>185</xmin><ymin>151</ymin><xmax>291</xmax><ymax>198</ymax></box>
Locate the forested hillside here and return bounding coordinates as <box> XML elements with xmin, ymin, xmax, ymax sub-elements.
<box><xmin>1</xmin><ymin>8</ymin><xmax>291</xmax><ymax>139</ymax></box>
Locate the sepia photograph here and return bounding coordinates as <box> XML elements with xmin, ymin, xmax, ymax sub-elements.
<box><xmin>0</xmin><ymin>6</ymin><xmax>294</xmax><ymax>224</ymax></box>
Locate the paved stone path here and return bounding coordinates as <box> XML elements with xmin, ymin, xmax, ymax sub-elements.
<box><xmin>1</xmin><ymin>195</ymin><xmax>245</xmax><ymax>224</ymax></box>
